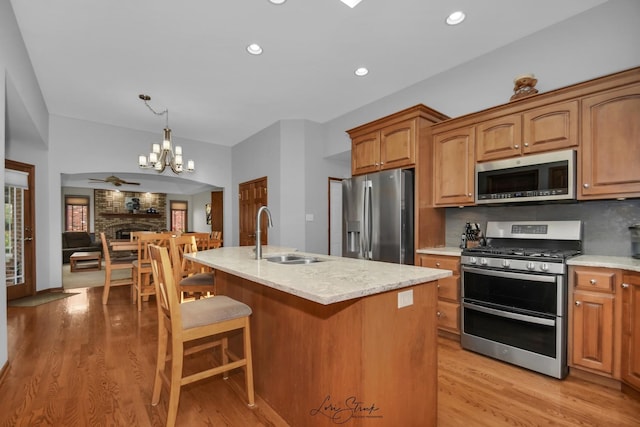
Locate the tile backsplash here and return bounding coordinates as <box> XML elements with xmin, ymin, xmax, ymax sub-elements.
<box><xmin>445</xmin><ymin>199</ymin><xmax>640</xmax><ymax>257</ymax></box>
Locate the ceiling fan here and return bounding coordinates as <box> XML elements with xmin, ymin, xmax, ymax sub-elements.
<box><xmin>89</xmin><ymin>175</ymin><xmax>140</xmax><ymax>187</ymax></box>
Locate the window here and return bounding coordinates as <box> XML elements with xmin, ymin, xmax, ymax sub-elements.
<box><xmin>65</xmin><ymin>196</ymin><xmax>90</xmax><ymax>231</ymax></box>
<box><xmin>170</xmin><ymin>200</ymin><xmax>188</xmax><ymax>232</ymax></box>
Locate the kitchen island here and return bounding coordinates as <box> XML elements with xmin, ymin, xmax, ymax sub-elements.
<box><xmin>187</xmin><ymin>246</ymin><xmax>452</xmax><ymax>427</ymax></box>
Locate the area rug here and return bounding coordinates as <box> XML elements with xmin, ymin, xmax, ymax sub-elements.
<box><xmin>62</xmin><ymin>262</ymin><xmax>131</xmax><ymax>290</ymax></box>
<box><xmin>8</xmin><ymin>292</ymin><xmax>79</xmax><ymax>307</ymax></box>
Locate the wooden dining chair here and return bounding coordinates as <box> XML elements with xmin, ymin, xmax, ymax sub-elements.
<box><xmin>181</xmin><ymin>232</ymin><xmax>212</xmax><ymax>251</ymax></box>
<box><xmin>169</xmin><ymin>235</ymin><xmax>215</xmax><ymax>301</ymax></box>
<box><xmin>132</xmin><ymin>232</ymin><xmax>173</xmax><ymax>311</ymax></box>
<box><xmin>148</xmin><ymin>244</ymin><xmax>255</xmax><ymax>427</ymax></box>
<box><xmin>100</xmin><ymin>232</ymin><xmax>135</xmax><ymax>305</ymax></box>
<box><xmin>210</xmin><ymin>230</ymin><xmax>223</xmax><ymax>248</ymax></box>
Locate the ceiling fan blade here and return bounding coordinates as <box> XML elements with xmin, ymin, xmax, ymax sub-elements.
<box><xmin>122</xmin><ymin>181</ymin><xmax>141</xmax><ymax>185</ymax></box>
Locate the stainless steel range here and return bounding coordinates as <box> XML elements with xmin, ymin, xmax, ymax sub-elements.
<box><xmin>460</xmin><ymin>220</ymin><xmax>582</xmax><ymax>379</ymax></box>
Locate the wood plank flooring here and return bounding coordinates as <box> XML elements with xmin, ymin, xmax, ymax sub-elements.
<box><xmin>1</xmin><ymin>286</ymin><xmax>639</xmax><ymax>426</ymax></box>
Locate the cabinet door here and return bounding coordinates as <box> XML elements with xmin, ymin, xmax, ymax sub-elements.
<box><xmin>621</xmin><ymin>274</ymin><xmax>640</xmax><ymax>392</ymax></box>
<box><xmin>580</xmin><ymin>83</ymin><xmax>640</xmax><ymax>199</ymax></box>
<box><xmin>351</xmin><ymin>131</ymin><xmax>380</xmax><ymax>175</ymax></box>
<box><xmin>433</xmin><ymin>127</ymin><xmax>475</xmax><ymax>206</ymax></box>
<box><xmin>476</xmin><ymin>114</ymin><xmax>522</xmax><ymax>162</ymax></box>
<box><xmin>522</xmin><ymin>100</ymin><xmax>578</xmax><ymax>154</ymax></box>
<box><xmin>572</xmin><ymin>291</ymin><xmax>615</xmax><ymax>374</ymax></box>
<box><xmin>379</xmin><ymin>119</ymin><xmax>416</xmax><ymax>170</ymax></box>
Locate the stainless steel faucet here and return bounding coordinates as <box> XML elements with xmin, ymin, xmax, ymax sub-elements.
<box><xmin>255</xmin><ymin>205</ymin><xmax>273</xmax><ymax>260</ymax></box>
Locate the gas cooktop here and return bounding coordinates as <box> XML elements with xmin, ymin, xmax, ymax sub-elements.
<box><xmin>463</xmin><ymin>246</ymin><xmax>581</xmax><ymax>260</ymax></box>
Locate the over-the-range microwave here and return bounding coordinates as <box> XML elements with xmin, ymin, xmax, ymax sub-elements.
<box><xmin>475</xmin><ymin>149</ymin><xmax>576</xmax><ymax>204</ymax></box>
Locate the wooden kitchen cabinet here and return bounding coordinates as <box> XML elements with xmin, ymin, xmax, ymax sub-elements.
<box><xmin>570</xmin><ymin>266</ymin><xmax>621</xmax><ymax>377</ymax></box>
<box><xmin>419</xmin><ymin>254</ymin><xmax>461</xmax><ymax>336</ymax></box>
<box><xmin>347</xmin><ymin>104</ymin><xmax>448</xmax><ymax>176</ymax></box>
<box><xmin>621</xmin><ymin>272</ymin><xmax>640</xmax><ymax>393</ymax></box>
<box><xmin>350</xmin><ymin>116</ymin><xmax>415</xmax><ymax>174</ymax></box>
<box><xmin>579</xmin><ymin>82</ymin><xmax>640</xmax><ymax>200</ymax></box>
<box><xmin>476</xmin><ymin>100</ymin><xmax>578</xmax><ymax>162</ymax></box>
<box><xmin>433</xmin><ymin>126</ymin><xmax>475</xmax><ymax>206</ymax></box>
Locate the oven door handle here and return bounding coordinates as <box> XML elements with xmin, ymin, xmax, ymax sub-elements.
<box><xmin>462</xmin><ymin>265</ymin><xmax>557</xmax><ymax>283</ymax></box>
<box><xmin>463</xmin><ymin>301</ymin><xmax>556</xmax><ymax>327</ymax></box>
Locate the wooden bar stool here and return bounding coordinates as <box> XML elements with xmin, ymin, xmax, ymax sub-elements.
<box><xmin>148</xmin><ymin>244</ymin><xmax>255</xmax><ymax>427</ymax></box>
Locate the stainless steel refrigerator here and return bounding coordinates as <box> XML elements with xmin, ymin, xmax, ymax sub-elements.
<box><xmin>342</xmin><ymin>168</ymin><xmax>414</xmax><ymax>264</ymax></box>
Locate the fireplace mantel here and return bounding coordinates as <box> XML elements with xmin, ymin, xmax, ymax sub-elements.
<box><xmin>101</xmin><ymin>213</ymin><xmax>161</xmax><ymax>218</ymax></box>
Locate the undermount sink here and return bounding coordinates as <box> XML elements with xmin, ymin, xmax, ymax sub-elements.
<box><xmin>265</xmin><ymin>254</ymin><xmax>323</xmax><ymax>265</ymax></box>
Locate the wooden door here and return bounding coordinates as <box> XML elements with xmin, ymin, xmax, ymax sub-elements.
<box><xmin>5</xmin><ymin>160</ymin><xmax>36</xmax><ymax>300</ymax></box>
<box><xmin>210</xmin><ymin>191</ymin><xmax>223</xmax><ymax>241</ymax></box>
<box><xmin>433</xmin><ymin>127</ymin><xmax>475</xmax><ymax>206</ymax></box>
<box><xmin>238</xmin><ymin>177</ymin><xmax>268</xmax><ymax>247</ymax></box>
<box><xmin>522</xmin><ymin>100</ymin><xmax>579</xmax><ymax>154</ymax></box>
<box><xmin>621</xmin><ymin>273</ymin><xmax>640</xmax><ymax>391</ymax></box>
<box><xmin>580</xmin><ymin>84</ymin><xmax>640</xmax><ymax>199</ymax></box>
<box><xmin>351</xmin><ymin>131</ymin><xmax>380</xmax><ymax>175</ymax></box>
<box><xmin>476</xmin><ymin>113</ymin><xmax>522</xmax><ymax>162</ymax></box>
<box><xmin>379</xmin><ymin>119</ymin><xmax>415</xmax><ymax>170</ymax></box>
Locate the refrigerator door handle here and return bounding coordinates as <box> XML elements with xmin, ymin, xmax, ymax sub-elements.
<box><xmin>364</xmin><ymin>179</ymin><xmax>373</xmax><ymax>259</ymax></box>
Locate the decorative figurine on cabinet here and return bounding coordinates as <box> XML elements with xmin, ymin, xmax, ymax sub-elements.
<box><xmin>510</xmin><ymin>73</ymin><xmax>539</xmax><ymax>101</ymax></box>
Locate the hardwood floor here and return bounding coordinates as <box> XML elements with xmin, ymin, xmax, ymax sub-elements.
<box><xmin>2</xmin><ymin>286</ymin><xmax>639</xmax><ymax>426</ymax></box>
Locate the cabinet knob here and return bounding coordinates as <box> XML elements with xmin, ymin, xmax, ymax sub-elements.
<box><xmin>436</xmin><ymin>311</ymin><xmax>442</xmax><ymax>318</ymax></box>
<box><xmin>622</xmin><ymin>283</ymin><xmax>630</xmax><ymax>289</ymax></box>
<box><xmin>435</xmin><ymin>262</ymin><xmax>440</xmax><ymax>267</ymax></box>
<box><xmin>590</xmin><ymin>279</ymin><xmax>597</xmax><ymax>285</ymax></box>
<box><xmin>583</xmin><ymin>183</ymin><xmax>590</xmax><ymax>189</ymax></box>
<box><xmin>514</xmin><ymin>144</ymin><xmax>519</xmax><ymax>149</ymax></box>
<box><xmin>575</xmin><ymin>301</ymin><xmax>581</xmax><ymax>306</ymax></box>
<box><xmin>467</xmin><ymin>193</ymin><xmax>472</xmax><ymax>197</ymax></box>
<box><xmin>524</xmin><ymin>142</ymin><xmax>529</xmax><ymax>147</ymax></box>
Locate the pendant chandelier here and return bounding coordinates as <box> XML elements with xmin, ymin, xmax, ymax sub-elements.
<box><xmin>137</xmin><ymin>94</ymin><xmax>194</xmax><ymax>174</ymax></box>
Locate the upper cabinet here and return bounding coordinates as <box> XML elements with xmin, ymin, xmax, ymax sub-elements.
<box><xmin>476</xmin><ymin>101</ymin><xmax>578</xmax><ymax>162</ymax></box>
<box><xmin>579</xmin><ymin>82</ymin><xmax>640</xmax><ymax>200</ymax></box>
<box><xmin>433</xmin><ymin>126</ymin><xmax>475</xmax><ymax>206</ymax></box>
<box><xmin>347</xmin><ymin>105</ymin><xmax>448</xmax><ymax>176</ymax></box>
<box><xmin>430</xmin><ymin>66</ymin><xmax>640</xmax><ymax>207</ymax></box>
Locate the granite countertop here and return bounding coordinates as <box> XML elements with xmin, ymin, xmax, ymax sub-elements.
<box><xmin>567</xmin><ymin>255</ymin><xmax>640</xmax><ymax>272</ymax></box>
<box><xmin>416</xmin><ymin>247</ymin><xmax>462</xmax><ymax>256</ymax></box>
<box><xmin>187</xmin><ymin>246</ymin><xmax>452</xmax><ymax>305</ymax></box>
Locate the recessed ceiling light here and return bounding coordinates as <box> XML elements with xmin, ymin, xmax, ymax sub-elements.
<box><xmin>354</xmin><ymin>67</ymin><xmax>369</xmax><ymax>77</ymax></box>
<box><xmin>341</xmin><ymin>0</ymin><xmax>363</xmax><ymax>8</ymax></box>
<box><xmin>268</xmin><ymin>0</ymin><xmax>286</xmax><ymax>4</ymax></box>
<box><xmin>247</xmin><ymin>43</ymin><xmax>263</xmax><ymax>55</ymax></box>
<box><xmin>446</xmin><ymin>11</ymin><xmax>466</xmax><ymax>25</ymax></box>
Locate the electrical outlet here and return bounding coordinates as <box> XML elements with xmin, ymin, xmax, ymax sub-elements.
<box><xmin>397</xmin><ymin>289</ymin><xmax>413</xmax><ymax>308</ymax></box>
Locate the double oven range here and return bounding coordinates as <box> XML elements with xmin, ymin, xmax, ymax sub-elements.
<box><xmin>460</xmin><ymin>220</ymin><xmax>582</xmax><ymax>379</ymax></box>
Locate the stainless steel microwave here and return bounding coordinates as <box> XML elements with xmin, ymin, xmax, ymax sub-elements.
<box><xmin>475</xmin><ymin>150</ymin><xmax>576</xmax><ymax>204</ymax></box>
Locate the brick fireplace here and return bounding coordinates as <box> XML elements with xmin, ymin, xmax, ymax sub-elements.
<box><xmin>94</xmin><ymin>190</ymin><xmax>167</xmax><ymax>239</ymax></box>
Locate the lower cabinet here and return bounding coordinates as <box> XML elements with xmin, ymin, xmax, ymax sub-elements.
<box><xmin>621</xmin><ymin>273</ymin><xmax>640</xmax><ymax>393</ymax></box>
<box><xmin>569</xmin><ymin>265</ymin><xmax>640</xmax><ymax>396</ymax></box>
<box><xmin>419</xmin><ymin>254</ymin><xmax>460</xmax><ymax>336</ymax></box>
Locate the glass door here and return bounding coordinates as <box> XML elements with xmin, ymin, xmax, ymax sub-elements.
<box><xmin>5</xmin><ymin>160</ymin><xmax>35</xmax><ymax>300</ymax></box>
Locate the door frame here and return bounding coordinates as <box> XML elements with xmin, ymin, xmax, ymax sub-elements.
<box><xmin>5</xmin><ymin>159</ymin><xmax>36</xmax><ymax>300</ymax></box>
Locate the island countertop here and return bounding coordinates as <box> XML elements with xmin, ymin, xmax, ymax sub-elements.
<box><xmin>186</xmin><ymin>245</ymin><xmax>452</xmax><ymax>305</ymax></box>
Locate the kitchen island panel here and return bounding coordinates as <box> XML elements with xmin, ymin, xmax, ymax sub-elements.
<box><xmin>215</xmin><ymin>270</ymin><xmax>438</xmax><ymax>427</ymax></box>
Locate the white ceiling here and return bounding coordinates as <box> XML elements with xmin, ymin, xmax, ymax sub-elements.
<box><xmin>11</xmin><ymin>0</ymin><xmax>607</xmax><ymax>149</ymax></box>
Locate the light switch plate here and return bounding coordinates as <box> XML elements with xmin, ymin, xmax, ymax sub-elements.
<box><xmin>397</xmin><ymin>289</ymin><xmax>413</xmax><ymax>308</ymax></box>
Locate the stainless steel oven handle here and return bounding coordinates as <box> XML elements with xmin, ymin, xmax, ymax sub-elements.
<box><xmin>462</xmin><ymin>265</ymin><xmax>557</xmax><ymax>283</ymax></box>
<box><xmin>463</xmin><ymin>301</ymin><xmax>556</xmax><ymax>327</ymax></box>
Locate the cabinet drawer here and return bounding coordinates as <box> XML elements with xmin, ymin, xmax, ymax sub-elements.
<box><xmin>574</xmin><ymin>270</ymin><xmax>616</xmax><ymax>292</ymax></box>
<box><xmin>437</xmin><ymin>277</ymin><xmax>460</xmax><ymax>302</ymax></box>
<box><xmin>437</xmin><ymin>300</ymin><xmax>460</xmax><ymax>333</ymax></box>
<box><xmin>420</xmin><ymin>255</ymin><xmax>459</xmax><ymax>271</ymax></box>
